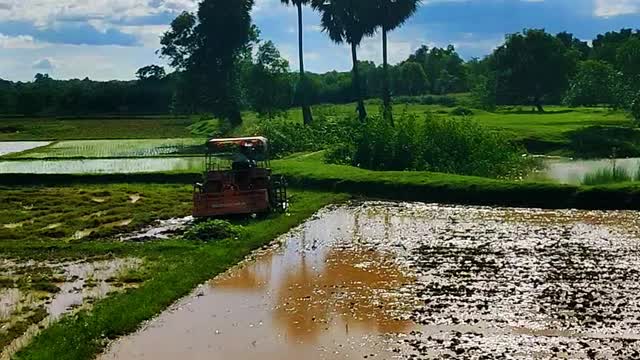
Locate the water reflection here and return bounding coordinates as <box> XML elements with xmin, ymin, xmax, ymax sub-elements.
<box><xmin>101</xmin><ymin>205</ymin><xmax>416</xmax><ymax>360</ymax></box>
<box><xmin>535</xmin><ymin>157</ymin><xmax>640</xmax><ymax>184</ymax></box>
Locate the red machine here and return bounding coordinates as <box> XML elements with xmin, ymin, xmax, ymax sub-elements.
<box><xmin>192</xmin><ymin>137</ymin><xmax>287</xmax><ymax>218</ymax></box>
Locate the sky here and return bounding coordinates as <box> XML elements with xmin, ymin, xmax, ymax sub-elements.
<box><xmin>0</xmin><ymin>0</ymin><xmax>639</xmax><ymax>82</ymax></box>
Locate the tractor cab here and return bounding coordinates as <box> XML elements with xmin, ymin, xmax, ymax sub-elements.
<box><xmin>193</xmin><ymin>137</ymin><xmax>287</xmax><ymax>218</ymax></box>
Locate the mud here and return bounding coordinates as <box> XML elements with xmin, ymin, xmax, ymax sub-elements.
<box><xmin>120</xmin><ymin>216</ymin><xmax>193</xmax><ymax>241</ymax></box>
<box><xmin>100</xmin><ymin>202</ymin><xmax>640</xmax><ymax>359</ymax></box>
<box><xmin>0</xmin><ymin>258</ymin><xmax>141</xmax><ymax>358</ymax></box>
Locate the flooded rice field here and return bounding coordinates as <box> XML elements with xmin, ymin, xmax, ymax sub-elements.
<box><xmin>0</xmin><ymin>142</ymin><xmax>50</xmax><ymax>157</ymax></box>
<box><xmin>6</xmin><ymin>138</ymin><xmax>205</xmax><ymax>159</ymax></box>
<box><xmin>100</xmin><ymin>202</ymin><xmax>640</xmax><ymax>359</ymax></box>
<box><xmin>0</xmin><ymin>257</ymin><xmax>141</xmax><ymax>358</ymax></box>
<box><xmin>0</xmin><ymin>157</ymin><xmax>203</xmax><ymax>174</ymax></box>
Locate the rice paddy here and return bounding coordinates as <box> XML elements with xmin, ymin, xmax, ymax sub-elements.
<box><xmin>5</xmin><ymin>139</ymin><xmax>205</xmax><ymax>159</ymax></box>
<box><xmin>0</xmin><ymin>142</ymin><xmax>50</xmax><ymax>157</ymax></box>
<box><xmin>0</xmin><ymin>157</ymin><xmax>204</xmax><ymax>174</ymax></box>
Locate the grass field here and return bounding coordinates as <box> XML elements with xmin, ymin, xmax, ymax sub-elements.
<box><xmin>5</xmin><ymin>139</ymin><xmax>205</xmax><ymax>159</ymax></box>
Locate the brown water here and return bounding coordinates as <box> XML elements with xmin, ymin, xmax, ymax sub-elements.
<box><xmin>100</xmin><ymin>202</ymin><xmax>640</xmax><ymax>360</ymax></box>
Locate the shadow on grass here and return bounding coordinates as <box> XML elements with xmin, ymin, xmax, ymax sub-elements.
<box><xmin>567</xmin><ymin>126</ymin><xmax>640</xmax><ymax>158</ymax></box>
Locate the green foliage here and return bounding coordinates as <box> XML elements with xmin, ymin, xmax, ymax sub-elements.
<box><xmin>406</xmin><ymin>45</ymin><xmax>469</xmax><ymax>94</ymax></box>
<box><xmin>248</xmin><ymin>41</ymin><xmax>293</xmax><ymax>119</ymax></box>
<box><xmin>160</xmin><ymin>0</ymin><xmax>256</xmax><ymax>124</ymax></box>
<box><xmin>632</xmin><ymin>92</ymin><xmax>640</xmax><ymax>123</ymax></box>
<box><xmin>471</xmin><ymin>75</ymin><xmax>496</xmax><ymax>111</ymax></box>
<box><xmin>183</xmin><ymin>220</ymin><xmax>244</xmax><ymax>242</ymax></box>
<box><xmin>492</xmin><ymin>29</ymin><xmax>578</xmax><ymax>111</ymax></box>
<box><xmin>392</xmin><ymin>94</ymin><xmax>457</xmax><ymax>107</ymax></box>
<box><xmin>451</xmin><ymin>106</ymin><xmax>473</xmax><ymax>116</ymax></box>
<box><xmin>254</xmin><ymin>112</ymin><xmax>359</xmax><ymax>158</ymax></box>
<box><xmin>335</xmin><ymin>113</ymin><xmax>532</xmax><ymax>178</ymax></box>
<box><xmin>564</xmin><ymin>60</ymin><xmax>616</xmax><ymax>107</ymax></box>
<box><xmin>396</xmin><ymin>62</ymin><xmax>429</xmax><ymax>96</ymax></box>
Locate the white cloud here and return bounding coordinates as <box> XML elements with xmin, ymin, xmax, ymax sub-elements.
<box><xmin>0</xmin><ymin>33</ymin><xmax>43</xmax><ymax>49</ymax></box>
<box><xmin>594</xmin><ymin>0</ymin><xmax>640</xmax><ymax>17</ymax></box>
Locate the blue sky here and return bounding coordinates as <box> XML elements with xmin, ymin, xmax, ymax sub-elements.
<box><xmin>0</xmin><ymin>0</ymin><xmax>639</xmax><ymax>81</ymax></box>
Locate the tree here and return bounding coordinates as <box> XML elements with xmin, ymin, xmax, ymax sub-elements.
<box><xmin>556</xmin><ymin>32</ymin><xmax>590</xmax><ymax>60</ymax></box>
<box><xmin>617</xmin><ymin>38</ymin><xmax>640</xmax><ymax>80</ymax></box>
<box><xmin>564</xmin><ymin>60</ymin><xmax>616</xmax><ymax>107</ymax></box>
<box><xmin>373</xmin><ymin>0</ymin><xmax>420</xmax><ymax>124</ymax></box>
<box><xmin>249</xmin><ymin>41</ymin><xmax>293</xmax><ymax>118</ymax></box>
<box><xmin>632</xmin><ymin>92</ymin><xmax>640</xmax><ymax>123</ymax></box>
<box><xmin>136</xmin><ymin>65</ymin><xmax>166</xmax><ymax>81</ymax></box>
<box><xmin>592</xmin><ymin>29</ymin><xmax>639</xmax><ymax>65</ymax></box>
<box><xmin>312</xmin><ymin>0</ymin><xmax>377</xmax><ymax>122</ymax></box>
<box><xmin>491</xmin><ymin>29</ymin><xmax>577</xmax><ymax>112</ymax></box>
<box><xmin>280</xmin><ymin>0</ymin><xmax>314</xmax><ymax>125</ymax></box>
<box><xmin>160</xmin><ymin>0</ymin><xmax>255</xmax><ymax>125</ymax></box>
<box><xmin>396</xmin><ymin>62</ymin><xmax>428</xmax><ymax>96</ymax></box>
<box><xmin>407</xmin><ymin>45</ymin><xmax>468</xmax><ymax>94</ymax></box>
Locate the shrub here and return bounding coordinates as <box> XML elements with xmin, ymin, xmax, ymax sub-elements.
<box><xmin>183</xmin><ymin>220</ymin><xmax>243</xmax><ymax>242</ymax></box>
<box><xmin>255</xmin><ymin>113</ymin><xmax>359</xmax><ymax>158</ymax></box>
<box><xmin>392</xmin><ymin>95</ymin><xmax>458</xmax><ymax>107</ymax></box>
<box><xmin>333</xmin><ymin>113</ymin><xmax>532</xmax><ymax>179</ymax></box>
<box><xmin>451</xmin><ymin>106</ymin><xmax>474</xmax><ymax>116</ymax></box>
<box><xmin>632</xmin><ymin>92</ymin><xmax>640</xmax><ymax>123</ymax></box>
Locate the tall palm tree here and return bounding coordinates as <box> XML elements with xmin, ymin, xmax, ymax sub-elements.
<box><xmin>312</xmin><ymin>0</ymin><xmax>376</xmax><ymax>122</ymax></box>
<box><xmin>375</xmin><ymin>0</ymin><xmax>421</xmax><ymax>124</ymax></box>
<box><xmin>281</xmin><ymin>0</ymin><xmax>314</xmax><ymax>125</ymax></box>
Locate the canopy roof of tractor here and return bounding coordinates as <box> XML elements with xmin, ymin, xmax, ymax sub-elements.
<box><xmin>206</xmin><ymin>137</ymin><xmax>269</xmax><ymax>161</ymax></box>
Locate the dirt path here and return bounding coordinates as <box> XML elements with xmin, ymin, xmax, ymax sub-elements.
<box><xmin>99</xmin><ymin>202</ymin><xmax>640</xmax><ymax>359</ymax></box>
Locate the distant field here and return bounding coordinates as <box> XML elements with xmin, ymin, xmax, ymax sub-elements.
<box><xmin>1</xmin><ymin>102</ymin><xmax>636</xmax><ymax>158</ymax></box>
<box><xmin>0</xmin><ymin>117</ymin><xmax>196</xmax><ymax>140</ymax></box>
<box><xmin>6</xmin><ymin>138</ymin><xmax>206</xmax><ymax>159</ymax></box>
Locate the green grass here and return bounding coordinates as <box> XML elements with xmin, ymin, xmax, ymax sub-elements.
<box><xmin>582</xmin><ymin>167</ymin><xmax>633</xmax><ymax>185</ymax></box>
<box><xmin>2</xmin><ymin>102</ymin><xmax>636</xmax><ymax>158</ymax></box>
<box><xmin>228</xmin><ymin>103</ymin><xmax>635</xmax><ymax>158</ymax></box>
<box><xmin>5</xmin><ymin>139</ymin><xmax>206</xmax><ymax>159</ymax></box>
<box><xmin>0</xmin><ymin>183</ymin><xmax>194</xmax><ymax>243</ymax></box>
<box><xmin>10</xmin><ymin>189</ymin><xmax>347</xmax><ymax>360</ymax></box>
<box><xmin>273</xmin><ymin>152</ymin><xmax>640</xmax><ymax>210</ymax></box>
<box><xmin>0</xmin><ymin>117</ymin><xmax>196</xmax><ymax>141</ymax></box>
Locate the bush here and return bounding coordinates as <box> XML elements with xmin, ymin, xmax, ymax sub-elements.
<box><xmin>451</xmin><ymin>106</ymin><xmax>474</xmax><ymax>116</ymax></box>
<box><xmin>183</xmin><ymin>220</ymin><xmax>243</xmax><ymax>242</ymax></box>
<box><xmin>632</xmin><ymin>92</ymin><xmax>640</xmax><ymax>123</ymax></box>
<box><xmin>255</xmin><ymin>112</ymin><xmax>359</xmax><ymax>158</ymax></box>
<box><xmin>392</xmin><ymin>95</ymin><xmax>458</xmax><ymax>107</ymax></box>
<box><xmin>332</xmin><ymin>113</ymin><xmax>533</xmax><ymax>179</ymax></box>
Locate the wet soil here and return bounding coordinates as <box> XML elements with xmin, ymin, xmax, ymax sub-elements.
<box><xmin>0</xmin><ymin>258</ymin><xmax>141</xmax><ymax>358</ymax></box>
<box><xmin>100</xmin><ymin>202</ymin><xmax>640</xmax><ymax>359</ymax></box>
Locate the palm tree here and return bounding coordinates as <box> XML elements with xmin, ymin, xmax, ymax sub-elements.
<box><xmin>281</xmin><ymin>0</ymin><xmax>314</xmax><ymax>125</ymax></box>
<box><xmin>375</xmin><ymin>0</ymin><xmax>421</xmax><ymax>124</ymax></box>
<box><xmin>312</xmin><ymin>0</ymin><xmax>376</xmax><ymax>122</ymax></box>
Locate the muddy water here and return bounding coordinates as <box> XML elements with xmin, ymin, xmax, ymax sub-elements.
<box><xmin>0</xmin><ymin>142</ymin><xmax>50</xmax><ymax>157</ymax></box>
<box><xmin>100</xmin><ymin>202</ymin><xmax>640</xmax><ymax>359</ymax></box>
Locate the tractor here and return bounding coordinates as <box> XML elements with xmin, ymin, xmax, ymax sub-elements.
<box><xmin>192</xmin><ymin>137</ymin><xmax>288</xmax><ymax>218</ymax></box>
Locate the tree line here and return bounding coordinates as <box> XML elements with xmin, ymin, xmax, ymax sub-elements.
<box><xmin>0</xmin><ymin>0</ymin><xmax>638</xmax><ymax>124</ymax></box>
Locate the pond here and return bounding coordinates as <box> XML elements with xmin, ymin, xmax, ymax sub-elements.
<box><xmin>0</xmin><ymin>142</ymin><xmax>50</xmax><ymax>157</ymax></box>
<box><xmin>0</xmin><ymin>157</ymin><xmax>204</xmax><ymax>174</ymax></box>
<box><xmin>533</xmin><ymin>157</ymin><xmax>640</xmax><ymax>184</ymax></box>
